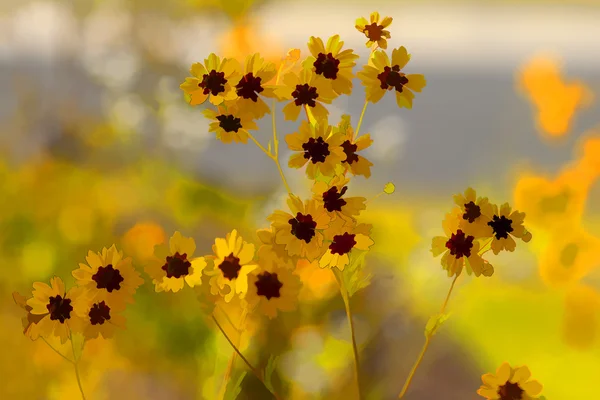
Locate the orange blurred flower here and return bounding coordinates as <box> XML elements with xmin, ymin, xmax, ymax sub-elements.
<box><xmin>122</xmin><ymin>221</ymin><xmax>166</xmax><ymax>261</ymax></box>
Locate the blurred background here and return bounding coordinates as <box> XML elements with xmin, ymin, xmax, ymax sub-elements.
<box><xmin>1</xmin><ymin>0</ymin><xmax>599</xmax><ymax>398</ymax></box>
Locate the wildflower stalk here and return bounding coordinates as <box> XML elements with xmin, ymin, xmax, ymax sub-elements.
<box><xmin>217</xmin><ymin>308</ymin><xmax>248</xmax><ymax>400</ymax></box>
<box><xmin>354</xmin><ymin>99</ymin><xmax>369</xmax><ymax>140</ymax></box>
<box><xmin>211</xmin><ymin>313</ymin><xmax>283</xmax><ymax>400</ymax></box>
<box><xmin>69</xmin><ymin>331</ymin><xmax>87</xmax><ymax>400</ymax></box>
<box><xmin>398</xmin><ymin>274</ymin><xmax>459</xmax><ymax>398</ymax></box>
<box><xmin>247</xmin><ymin>132</ymin><xmax>292</xmax><ymax>195</ymax></box>
<box><xmin>41</xmin><ymin>337</ymin><xmax>74</xmax><ymax>364</ymax></box>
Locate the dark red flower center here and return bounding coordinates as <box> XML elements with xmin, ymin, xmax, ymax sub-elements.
<box><xmin>314</xmin><ymin>52</ymin><xmax>341</xmax><ymax>80</ymax></box>
<box><xmin>377</xmin><ymin>65</ymin><xmax>409</xmax><ymax>92</ymax></box>
<box><xmin>289</xmin><ymin>212</ymin><xmax>317</xmax><ymax>243</ymax></box>
<box><xmin>255</xmin><ymin>272</ymin><xmax>283</xmax><ymax>300</ymax></box>
<box><xmin>488</xmin><ymin>215</ymin><xmax>514</xmax><ymax>240</ymax></box>
<box><xmin>323</xmin><ymin>186</ymin><xmax>348</xmax><ymax>212</ymax></box>
<box><xmin>162</xmin><ymin>252</ymin><xmax>191</xmax><ymax>279</ymax></box>
<box><xmin>341</xmin><ymin>140</ymin><xmax>359</xmax><ymax>164</ymax></box>
<box><xmin>198</xmin><ymin>70</ymin><xmax>227</xmax><ymax>96</ymax></box>
<box><xmin>292</xmin><ymin>83</ymin><xmax>319</xmax><ymax>107</ymax></box>
<box><xmin>330</xmin><ymin>232</ymin><xmax>357</xmax><ymax>255</ymax></box>
<box><xmin>445</xmin><ymin>229</ymin><xmax>474</xmax><ymax>258</ymax></box>
<box><xmin>235</xmin><ymin>73</ymin><xmax>264</xmax><ymax>102</ymax></box>
<box><xmin>89</xmin><ymin>301</ymin><xmax>111</xmax><ymax>325</ymax></box>
<box><xmin>302</xmin><ymin>137</ymin><xmax>330</xmax><ymax>163</ymax></box>
<box><xmin>217</xmin><ymin>114</ymin><xmax>243</xmax><ymax>133</ymax></box>
<box><xmin>219</xmin><ymin>253</ymin><xmax>242</xmax><ymax>280</ymax></box>
<box><xmin>92</xmin><ymin>264</ymin><xmax>124</xmax><ymax>293</ymax></box>
<box><xmin>463</xmin><ymin>201</ymin><xmax>481</xmax><ymax>223</ymax></box>
<box><xmin>46</xmin><ymin>295</ymin><xmax>73</xmax><ymax>323</ymax></box>
<box><xmin>497</xmin><ymin>381</ymin><xmax>524</xmax><ymax>400</ymax></box>
<box><xmin>364</xmin><ymin>23</ymin><xmax>384</xmax><ymax>41</ymax></box>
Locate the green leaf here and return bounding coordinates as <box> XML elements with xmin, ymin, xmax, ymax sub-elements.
<box><xmin>337</xmin><ymin>114</ymin><xmax>352</xmax><ymax>132</ymax></box>
<box><xmin>224</xmin><ymin>371</ymin><xmax>247</xmax><ymax>400</ymax></box>
<box><xmin>314</xmin><ymin>169</ymin><xmax>335</xmax><ymax>185</ymax></box>
<box><xmin>342</xmin><ymin>250</ymin><xmax>372</xmax><ymax>298</ymax></box>
<box><xmin>424</xmin><ymin>313</ymin><xmax>451</xmax><ymax>338</ymax></box>
<box><xmin>264</xmin><ymin>355</ymin><xmax>279</xmax><ymax>394</ymax></box>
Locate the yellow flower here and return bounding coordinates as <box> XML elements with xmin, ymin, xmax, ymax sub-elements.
<box><xmin>320</xmin><ymin>222</ymin><xmax>374</xmax><ymax>270</ymax></box>
<box><xmin>245</xmin><ymin>255</ymin><xmax>301</xmax><ymax>319</ymax></box>
<box><xmin>268</xmin><ymin>195</ymin><xmax>331</xmax><ymax>261</ymax></box>
<box><xmin>180</xmin><ymin>53</ymin><xmax>241</xmax><ymax>106</ymax></box>
<box><xmin>335</xmin><ymin>116</ymin><xmax>374</xmax><ymax>178</ymax></box>
<box><xmin>484</xmin><ymin>203</ymin><xmax>532</xmax><ymax>255</ymax></box>
<box><xmin>25</xmin><ymin>277</ymin><xmax>85</xmax><ymax>344</ymax></box>
<box><xmin>144</xmin><ymin>232</ymin><xmax>207</xmax><ymax>293</ymax></box>
<box><xmin>312</xmin><ymin>175</ymin><xmax>366</xmax><ymax>224</ymax></box>
<box><xmin>431</xmin><ymin>208</ymin><xmax>493</xmax><ymax>277</ymax></box>
<box><xmin>358</xmin><ymin>47</ymin><xmax>427</xmax><ymax>109</ymax></box>
<box><xmin>72</xmin><ymin>245</ymin><xmax>144</xmax><ymax>309</ymax></box>
<box><xmin>477</xmin><ymin>362</ymin><xmax>543</xmax><ymax>400</ymax></box>
<box><xmin>305</xmin><ymin>35</ymin><xmax>359</xmax><ymax>96</ymax></box>
<box><xmin>453</xmin><ymin>188</ymin><xmax>494</xmax><ymax>239</ymax></box>
<box><xmin>12</xmin><ymin>291</ymin><xmax>46</xmax><ymax>340</ymax></box>
<box><xmin>286</xmin><ymin>119</ymin><xmax>346</xmax><ymax>179</ymax></box>
<box><xmin>72</xmin><ymin>296</ymin><xmax>126</xmax><ymax>340</ymax></box>
<box><xmin>203</xmin><ymin>105</ymin><xmax>258</xmax><ymax>144</ymax></box>
<box><xmin>278</xmin><ymin>67</ymin><xmax>336</xmax><ymax>121</ymax></box>
<box><xmin>231</xmin><ymin>53</ymin><xmax>279</xmax><ymax>118</ymax></box>
<box><xmin>355</xmin><ymin>12</ymin><xmax>393</xmax><ymax>49</ymax></box>
<box><xmin>206</xmin><ymin>229</ymin><xmax>258</xmax><ymax>302</ymax></box>
<box><xmin>256</xmin><ymin>228</ymin><xmax>297</xmax><ymax>269</ymax></box>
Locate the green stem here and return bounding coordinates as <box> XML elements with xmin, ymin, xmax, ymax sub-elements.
<box><xmin>70</xmin><ymin>332</ymin><xmax>87</xmax><ymax>400</ymax></box>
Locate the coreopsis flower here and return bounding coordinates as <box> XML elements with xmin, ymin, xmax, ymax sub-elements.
<box><xmin>206</xmin><ymin>229</ymin><xmax>258</xmax><ymax>302</ymax></box>
<box><xmin>268</xmin><ymin>195</ymin><xmax>330</xmax><ymax>261</ymax></box>
<box><xmin>305</xmin><ymin>35</ymin><xmax>359</xmax><ymax>96</ymax></box>
<box><xmin>278</xmin><ymin>67</ymin><xmax>336</xmax><ymax>121</ymax></box>
<box><xmin>286</xmin><ymin>119</ymin><xmax>346</xmax><ymax>179</ymax></box>
<box><xmin>256</xmin><ymin>228</ymin><xmax>296</xmax><ymax>269</ymax></box>
<box><xmin>72</xmin><ymin>296</ymin><xmax>126</xmax><ymax>340</ymax></box>
<box><xmin>231</xmin><ymin>53</ymin><xmax>279</xmax><ymax>119</ymax></box>
<box><xmin>144</xmin><ymin>232</ymin><xmax>207</xmax><ymax>293</ymax></box>
<box><xmin>25</xmin><ymin>277</ymin><xmax>86</xmax><ymax>343</ymax></box>
<box><xmin>335</xmin><ymin>115</ymin><xmax>373</xmax><ymax>178</ymax></box>
<box><xmin>312</xmin><ymin>175</ymin><xmax>367</xmax><ymax>224</ymax></box>
<box><xmin>477</xmin><ymin>362</ymin><xmax>543</xmax><ymax>400</ymax></box>
<box><xmin>203</xmin><ymin>105</ymin><xmax>258</xmax><ymax>144</ymax></box>
<box><xmin>453</xmin><ymin>188</ymin><xmax>494</xmax><ymax>238</ymax></box>
<box><xmin>355</xmin><ymin>12</ymin><xmax>393</xmax><ymax>49</ymax></box>
<box><xmin>484</xmin><ymin>203</ymin><xmax>533</xmax><ymax>255</ymax></box>
<box><xmin>72</xmin><ymin>245</ymin><xmax>144</xmax><ymax>309</ymax></box>
<box><xmin>180</xmin><ymin>53</ymin><xmax>241</xmax><ymax>106</ymax></box>
<box><xmin>358</xmin><ymin>47</ymin><xmax>427</xmax><ymax>109</ymax></box>
<box><xmin>431</xmin><ymin>208</ymin><xmax>494</xmax><ymax>277</ymax></box>
<box><xmin>245</xmin><ymin>249</ymin><xmax>301</xmax><ymax>319</ymax></box>
<box><xmin>320</xmin><ymin>222</ymin><xmax>374</xmax><ymax>270</ymax></box>
<box><xmin>13</xmin><ymin>291</ymin><xmax>46</xmax><ymax>340</ymax></box>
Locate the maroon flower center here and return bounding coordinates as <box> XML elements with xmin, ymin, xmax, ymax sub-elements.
<box><xmin>89</xmin><ymin>301</ymin><xmax>111</xmax><ymax>325</ymax></box>
<box><xmin>377</xmin><ymin>65</ymin><xmax>409</xmax><ymax>92</ymax></box>
<box><xmin>46</xmin><ymin>295</ymin><xmax>73</xmax><ymax>323</ymax></box>
<box><xmin>463</xmin><ymin>201</ymin><xmax>481</xmax><ymax>223</ymax></box>
<box><xmin>497</xmin><ymin>381</ymin><xmax>524</xmax><ymax>400</ymax></box>
<box><xmin>217</xmin><ymin>114</ymin><xmax>242</xmax><ymax>133</ymax></box>
<box><xmin>323</xmin><ymin>186</ymin><xmax>348</xmax><ymax>212</ymax></box>
<box><xmin>255</xmin><ymin>272</ymin><xmax>283</xmax><ymax>300</ymax></box>
<box><xmin>341</xmin><ymin>140</ymin><xmax>359</xmax><ymax>164</ymax></box>
<box><xmin>198</xmin><ymin>70</ymin><xmax>227</xmax><ymax>96</ymax></box>
<box><xmin>330</xmin><ymin>233</ymin><xmax>357</xmax><ymax>255</ymax></box>
<box><xmin>488</xmin><ymin>215</ymin><xmax>514</xmax><ymax>240</ymax></box>
<box><xmin>445</xmin><ymin>229</ymin><xmax>474</xmax><ymax>258</ymax></box>
<box><xmin>364</xmin><ymin>23</ymin><xmax>384</xmax><ymax>41</ymax></box>
<box><xmin>162</xmin><ymin>252</ymin><xmax>191</xmax><ymax>279</ymax></box>
<box><xmin>92</xmin><ymin>264</ymin><xmax>124</xmax><ymax>293</ymax></box>
<box><xmin>314</xmin><ymin>52</ymin><xmax>341</xmax><ymax>80</ymax></box>
<box><xmin>235</xmin><ymin>73</ymin><xmax>264</xmax><ymax>102</ymax></box>
<box><xmin>219</xmin><ymin>253</ymin><xmax>242</xmax><ymax>280</ymax></box>
<box><xmin>289</xmin><ymin>212</ymin><xmax>317</xmax><ymax>243</ymax></box>
<box><xmin>292</xmin><ymin>83</ymin><xmax>319</xmax><ymax>107</ymax></box>
<box><xmin>302</xmin><ymin>137</ymin><xmax>330</xmax><ymax>163</ymax></box>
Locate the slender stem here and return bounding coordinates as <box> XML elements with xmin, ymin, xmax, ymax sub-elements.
<box><xmin>354</xmin><ymin>99</ymin><xmax>369</xmax><ymax>140</ymax></box>
<box><xmin>217</xmin><ymin>309</ymin><xmax>248</xmax><ymax>400</ymax></box>
<box><xmin>398</xmin><ymin>275</ymin><xmax>459</xmax><ymax>398</ymax></box>
<box><xmin>275</xmin><ymin>161</ymin><xmax>292</xmax><ymax>195</ymax></box>
<box><xmin>304</xmin><ymin>105</ymin><xmax>312</xmax><ymax>124</ymax></box>
<box><xmin>211</xmin><ymin>314</ymin><xmax>282</xmax><ymax>400</ymax></box>
<box><xmin>248</xmin><ymin>132</ymin><xmax>273</xmax><ymax>158</ymax></box>
<box><xmin>217</xmin><ymin>304</ymin><xmax>242</xmax><ymax>333</ymax></box>
<box><xmin>70</xmin><ymin>332</ymin><xmax>87</xmax><ymax>400</ymax></box>
<box><xmin>41</xmin><ymin>337</ymin><xmax>74</xmax><ymax>364</ymax></box>
<box><xmin>248</xmin><ymin>131</ymin><xmax>292</xmax><ymax>195</ymax></box>
<box><xmin>366</xmin><ymin>192</ymin><xmax>384</xmax><ymax>204</ymax></box>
